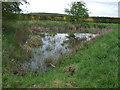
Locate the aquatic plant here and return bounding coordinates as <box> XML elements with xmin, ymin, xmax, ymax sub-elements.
<box><xmin>34</xmin><ymin>51</ymin><xmax>42</xmax><ymax>56</ymax></box>
<box><xmin>61</xmin><ymin>42</ymin><xmax>65</xmax><ymax>46</ymax></box>
<box><xmin>50</xmin><ymin>39</ymin><xmax>58</xmax><ymax>44</ymax></box>
<box><xmin>28</xmin><ymin>36</ymin><xmax>43</xmax><ymax>47</ymax></box>
<box><xmin>39</xmin><ymin>33</ymin><xmax>45</xmax><ymax>37</ymax></box>
<box><xmin>46</xmin><ymin>45</ymin><xmax>52</xmax><ymax>51</ymax></box>
<box><xmin>66</xmin><ymin>33</ymin><xmax>75</xmax><ymax>38</ymax></box>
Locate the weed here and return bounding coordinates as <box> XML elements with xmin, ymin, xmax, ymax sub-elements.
<box><xmin>3</xmin><ymin>20</ymin><xmax>118</xmax><ymax>88</ymax></box>
<box><xmin>28</xmin><ymin>36</ymin><xmax>43</xmax><ymax>47</ymax></box>
<box><xmin>46</xmin><ymin>45</ymin><xmax>52</xmax><ymax>51</ymax></box>
<box><xmin>39</xmin><ymin>33</ymin><xmax>45</xmax><ymax>37</ymax></box>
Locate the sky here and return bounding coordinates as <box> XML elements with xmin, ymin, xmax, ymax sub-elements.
<box><xmin>19</xmin><ymin>0</ymin><xmax>119</xmax><ymax>17</ymax></box>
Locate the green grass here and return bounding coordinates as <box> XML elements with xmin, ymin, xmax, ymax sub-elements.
<box><xmin>15</xmin><ymin>20</ymin><xmax>115</xmax><ymax>28</ymax></box>
<box><xmin>2</xmin><ymin>21</ymin><xmax>118</xmax><ymax>88</ymax></box>
<box><xmin>2</xmin><ymin>20</ymin><xmax>32</xmax><ymax>72</ymax></box>
<box><xmin>16</xmin><ymin>20</ymin><xmax>70</xmax><ymax>27</ymax></box>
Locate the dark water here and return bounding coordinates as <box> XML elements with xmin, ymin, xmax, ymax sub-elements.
<box><xmin>23</xmin><ymin>33</ymin><xmax>98</xmax><ymax>74</ymax></box>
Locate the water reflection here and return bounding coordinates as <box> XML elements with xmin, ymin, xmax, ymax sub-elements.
<box><xmin>24</xmin><ymin>33</ymin><xmax>98</xmax><ymax>73</ymax></box>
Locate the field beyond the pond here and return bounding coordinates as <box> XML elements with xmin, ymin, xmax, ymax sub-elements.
<box><xmin>2</xmin><ymin>20</ymin><xmax>118</xmax><ymax>88</ymax></box>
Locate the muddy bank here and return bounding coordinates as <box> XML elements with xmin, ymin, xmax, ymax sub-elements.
<box><xmin>22</xmin><ymin>33</ymin><xmax>98</xmax><ymax>74</ymax></box>
<box><xmin>9</xmin><ymin>21</ymin><xmax>113</xmax><ymax>75</ymax></box>
<box><xmin>28</xmin><ymin>25</ymin><xmax>112</xmax><ymax>34</ymax></box>
<box><xmin>18</xmin><ymin>22</ymin><xmax>114</xmax><ymax>74</ymax></box>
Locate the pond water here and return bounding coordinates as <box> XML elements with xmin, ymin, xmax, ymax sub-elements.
<box><xmin>23</xmin><ymin>33</ymin><xmax>98</xmax><ymax>74</ymax></box>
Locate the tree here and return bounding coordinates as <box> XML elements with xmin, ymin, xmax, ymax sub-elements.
<box><xmin>2</xmin><ymin>2</ymin><xmax>21</xmax><ymax>14</ymax></box>
<box><xmin>65</xmin><ymin>1</ymin><xmax>89</xmax><ymax>22</ymax></box>
<box><xmin>2</xmin><ymin>0</ymin><xmax>28</xmax><ymax>20</ymax></box>
<box><xmin>2</xmin><ymin>0</ymin><xmax>28</xmax><ymax>13</ymax></box>
<box><xmin>2</xmin><ymin>0</ymin><xmax>29</xmax><ymax>31</ymax></box>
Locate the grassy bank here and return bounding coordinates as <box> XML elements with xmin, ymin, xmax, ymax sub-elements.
<box><xmin>2</xmin><ymin>20</ymin><xmax>32</xmax><ymax>73</ymax></box>
<box><xmin>2</xmin><ymin>20</ymin><xmax>118</xmax><ymax>88</ymax></box>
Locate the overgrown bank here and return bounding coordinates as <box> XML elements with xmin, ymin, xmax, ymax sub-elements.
<box><xmin>2</xmin><ymin>20</ymin><xmax>118</xmax><ymax>88</ymax></box>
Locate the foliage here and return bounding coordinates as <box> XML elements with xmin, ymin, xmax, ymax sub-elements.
<box><xmin>65</xmin><ymin>1</ymin><xmax>89</xmax><ymax>22</ymax></box>
<box><xmin>28</xmin><ymin>36</ymin><xmax>43</xmax><ymax>47</ymax></box>
<box><xmin>17</xmin><ymin>13</ymin><xmax>120</xmax><ymax>24</ymax></box>
<box><xmin>2</xmin><ymin>0</ymin><xmax>28</xmax><ymax>20</ymax></box>
<box><xmin>2</xmin><ymin>2</ymin><xmax>21</xmax><ymax>14</ymax></box>
<box><xmin>3</xmin><ymin>24</ymin><xmax>118</xmax><ymax>88</ymax></box>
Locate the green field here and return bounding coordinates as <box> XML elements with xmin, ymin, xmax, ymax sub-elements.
<box><xmin>2</xmin><ymin>20</ymin><xmax>118</xmax><ymax>88</ymax></box>
<box><xmin>18</xmin><ymin>13</ymin><xmax>120</xmax><ymax>23</ymax></box>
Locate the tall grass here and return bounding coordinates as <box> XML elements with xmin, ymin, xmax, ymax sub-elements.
<box><xmin>13</xmin><ymin>20</ymin><xmax>114</xmax><ymax>34</ymax></box>
<box><xmin>2</xmin><ymin>20</ymin><xmax>32</xmax><ymax>74</ymax></box>
<box><xmin>2</xmin><ymin>22</ymin><xmax>118</xmax><ymax>88</ymax></box>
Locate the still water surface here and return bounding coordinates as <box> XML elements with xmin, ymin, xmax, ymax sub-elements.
<box><xmin>23</xmin><ymin>33</ymin><xmax>98</xmax><ymax>74</ymax></box>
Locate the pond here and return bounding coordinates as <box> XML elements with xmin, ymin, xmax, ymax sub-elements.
<box><xmin>23</xmin><ymin>33</ymin><xmax>98</xmax><ymax>74</ymax></box>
